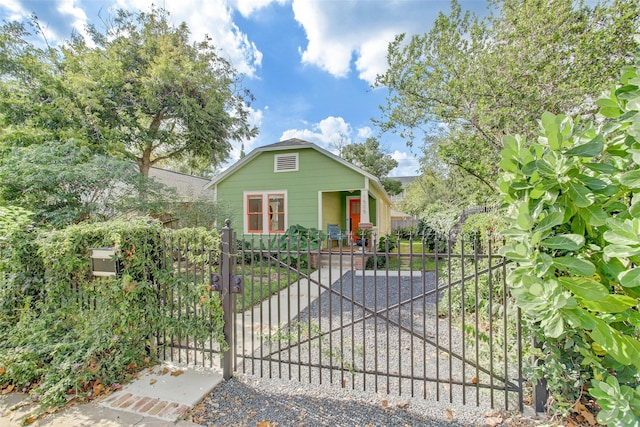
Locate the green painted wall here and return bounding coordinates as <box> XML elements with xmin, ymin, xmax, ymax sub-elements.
<box><xmin>216</xmin><ymin>147</ymin><xmax>368</xmax><ymax>233</ymax></box>
<box><xmin>322</xmin><ymin>192</ymin><xmax>342</xmax><ymax>228</ymax></box>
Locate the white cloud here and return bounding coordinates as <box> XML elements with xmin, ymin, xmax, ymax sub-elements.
<box><xmin>280</xmin><ymin>116</ymin><xmax>352</xmax><ymax>152</ymax></box>
<box><xmin>357</xmin><ymin>126</ymin><xmax>373</xmax><ymax>140</ymax></box>
<box><xmin>279</xmin><ymin>120</ymin><xmax>419</xmax><ymax>176</ymax></box>
<box><xmin>0</xmin><ymin>0</ymin><xmax>63</xmax><ymax>44</ymax></box>
<box><xmin>292</xmin><ymin>1</ymin><xmax>352</xmax><ymax>78</ymax></box>
<box><xmin>229</xmin><ymin>105</ymin><xmax>264</xmax><ymax>159</ymax></box>
<box><xmin>389</xmin><ymin>150</ymin><xmax>420</xmax><ymax>177</ymax></box>
<box><xmin>114</xmin><ymin>0</ymin><xmax>262</xmax><ymax>77</ymax></box>
<box><xmin>354</xmin><ymin>32</ymin><xmax>396</xmax><ymax>84</ymax></box>
<box><xmin>0</xmin><ymin>0</ymin><xmax>27</xmax><ymax>20</ymax></box>
<box><xmin>219</xmin><ymin>103</ymin><xmax>264</xmax><ymax>170</ymax></box>
<box><xmin>291</xmin><ymin>0</ymin><xmax>447</xmax><ymax>85</ymax></box>
<box><xmin>56</xmin><ymin>0</ymin><xmax>95</xmax><ymax>46</ymax></box>
<box><xmin>232</xmin><ymin>0</ymin><xmax>286</xmax><ymax>18</ymax></box>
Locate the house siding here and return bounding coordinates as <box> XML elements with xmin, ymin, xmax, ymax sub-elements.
<box><xmin>216</xmin><ymin>147</ymin><xmax>367</xmax><ymax>233</ymax></box>
<box><xmin>322</xmin><ymin>192</ymin><xmax>343</xmax><ymax>229</ymax></box>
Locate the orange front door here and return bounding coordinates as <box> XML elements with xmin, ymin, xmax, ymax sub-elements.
<box><xmin>349</xmin><ymin>199</ymin><xmax>361</xmax><ymax>242</ymax></box>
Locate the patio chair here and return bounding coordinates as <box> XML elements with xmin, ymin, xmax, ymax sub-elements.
<box><xmin>327</xmin><ymin>224</ymin><xmax>346</xmax><ymax>247</ymax></box>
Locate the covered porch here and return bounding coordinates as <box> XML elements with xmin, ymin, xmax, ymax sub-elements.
<box><xmin>318</xmin><ymin>188</ymin><xmax>390</xmax><ymax>250</ymax></box>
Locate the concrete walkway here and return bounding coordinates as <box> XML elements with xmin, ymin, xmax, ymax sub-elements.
<box><xmin>0</xmin><ymin>362</ymin><xmax>222</xmax><ymax>426</ymax></box>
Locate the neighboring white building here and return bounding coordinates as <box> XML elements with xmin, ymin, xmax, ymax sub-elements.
<box><xmin>148</xmin><ymin>167</ymin><xmax>214</xmax><ymax>201</ymax></box>
<box><xmin>389</xmin><ymin>176</ymin><xmax>419</xmax><ymax>230</ymax></box>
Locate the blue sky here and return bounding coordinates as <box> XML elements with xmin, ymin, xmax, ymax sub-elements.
<box><xmin>0</xmin><ymin>0</ymin><xmax>491</xmax><ymax>176</ymax></box>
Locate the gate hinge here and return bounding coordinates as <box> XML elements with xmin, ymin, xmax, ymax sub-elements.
<box><xmin>211</xmin><ymin>273</ymin><xmax>221</xmax><ymax>291</ymax></box>
<box><xmin>231</xmin><ymin>275</ymin><xmax>243</xmax><ymax>294</ymax></box>
<box><xmin>209</xmin><ymin>273</ymin><xmax>242</xmax><ymax>294</ymax></box>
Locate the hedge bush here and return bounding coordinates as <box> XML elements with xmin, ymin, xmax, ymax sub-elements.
<box><xmin>0</xmin><ymin>217</ymin><xmax>224</xmax><ymax>418</ymax></box>
<box><xmin>499</xmin><ymin>51</ymin><xmax>640</xmax><ymax>424</ymax></box>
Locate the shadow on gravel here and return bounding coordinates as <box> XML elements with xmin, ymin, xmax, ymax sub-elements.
<box><xmin>190</xmin><ymin>377</ymin><xmax>469</xmax><ymax>427</ymax></box>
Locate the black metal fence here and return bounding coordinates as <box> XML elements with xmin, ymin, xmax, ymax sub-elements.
<box><xmin>159</xmin><ymin>224</ymin><xmax>524</xmax><ymax>412</ymax></box>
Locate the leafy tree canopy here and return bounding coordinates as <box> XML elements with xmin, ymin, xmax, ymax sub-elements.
<box><xmin>375</xmin><ymin>0</ymin><xmax>639</xmax><ymax>191</ymax></box>
<box><xmin>65</xmin><ymin>7</ymin><xmax>258</xmax><ymax>176</ymax></box>
<box><xmin>0</xmin><ymin>140</ymin><xmax>173</xmax><ymax>228</ymax></box>
<box><xmin>340</xmin><ymin>137</ymin><xmax>403</xmax><ymax>195</ymax></box>
<box><xmin>0</xmin><ymin>21</ymin><xmax>86</xmax><ymax>147</ymax></box>
<box><xmin>0</xmin><ymin>7</ymin><xmax>257</xmax><ymax>176</ymax></box>
<box><xmin>397</xmin><ymin>136</ymin><xmax>496</xmax><ymax>218</ymax></box>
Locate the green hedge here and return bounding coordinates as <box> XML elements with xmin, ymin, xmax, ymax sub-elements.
<box><xmin>0</xmin><ymin>217</ymin><xmax>224</xmax><ymax>418</ymax></box>
<box><xmin>499</xmin><ymin>51</ymin><xmax>640</xmax><ymax>425</ymax></box>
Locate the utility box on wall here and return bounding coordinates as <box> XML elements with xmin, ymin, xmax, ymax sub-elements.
<box><xmin>90</xmin><ymin>247</ymin><xmax>121</xmax><ymax>277</ymax></box>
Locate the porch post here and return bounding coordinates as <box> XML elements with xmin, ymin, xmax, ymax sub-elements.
<box><xmin>358</xmin><ymin>188</ymin><xmax>373</xmax><ymax>249</ymax></box>
<box><xmin>359</xmin><ymin>188</ymin><xmax>370</xmax><ymax>225</ymax></box>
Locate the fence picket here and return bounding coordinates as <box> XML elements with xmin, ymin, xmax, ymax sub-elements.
<box><xmin>155</xmin><ymin>224</ymin><xmax>523</xmax><ymax>411</ymax></box>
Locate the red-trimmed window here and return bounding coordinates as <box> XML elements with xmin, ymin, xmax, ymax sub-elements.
<box><xmin>245</xmin><ymin>192</ymin><xmax>286</xmax><ymax>233</ymax></box>
<box><xmin>247</xmin><ymin>195</ymin><xmax>263</xmax><ymax>233</ymax></box>
<box><xmin>268</xmin><ymin>194</ymin><xmax>285</xmax><ymax>233</ymax></box>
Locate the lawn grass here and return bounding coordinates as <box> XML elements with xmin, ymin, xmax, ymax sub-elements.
<box><xmin>385</xmin><ymin>239</ymin><xmax>436</xmax><ymax>271</ymax></box>
<box><xmin>386</xmin><ymin>254</ymin><xmax>436</xmax><ymax>271</ymax></box>
<box><xmin>397</xmin><ymin>239</ymin><xmax>424</xmax><ymax>254</ymax></box>
<box><xmin>236</xmin><ymin>261</ymin><xmax>312</xmax><ymax>312</ymax></box>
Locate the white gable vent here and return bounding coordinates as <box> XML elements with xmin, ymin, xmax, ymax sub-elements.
<box><xmin>274</xmin><ymin>153</ymin><xmax>299</xmax><ymax>172</ymax></box>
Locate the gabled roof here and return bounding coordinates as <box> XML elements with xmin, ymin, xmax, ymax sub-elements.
<box><xmin>394</xmin><ymin>176</ymin><xmax>419</xmax><ymax>188</ymax></box>
<box><xmin>149</xmin><ymin>167</ymin><xmax>213</xmax><ymax>200</ymax></box>
<box><xmin>206</xmin><ymin>138</ymin><xmax>390</xmax><ymax>202</ymax></box>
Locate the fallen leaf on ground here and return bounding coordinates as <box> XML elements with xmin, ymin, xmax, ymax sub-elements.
<box><xmin>381</xmin><ymin>399</ymin><xmax>388</xmax><ymax>408</ymax></box>
<box><xmin>445</xmin><ymin>408</ymin><xmax>454</xmax><ymax>422</ymax></box>
<box><xmin>92</xmin><ymin>383</ymin><xmax>104</xmax><ymax>396</ymax></box>
<box><xmin>149</xmin><ymin>379</ymin><xmax>157</xmax><ymax>385</ymax></box>
<box><xmin>573</xmin><ymin>401</ymin><xmax>597</xmax><ymax>426</ymax></box>
<box><xmin>170</xmin><ymin>370</ymin><xmax>184</xmax><ymax>377</ymax></box>
<box><xmin>396</xmin><ymin>402</ymin><xmax>409</xmax><ymax>409</ymax></box>
<box><xmin>485</xmin><ymin>416</ymin><xmax>503</xmax><ymax>427</ymax></box>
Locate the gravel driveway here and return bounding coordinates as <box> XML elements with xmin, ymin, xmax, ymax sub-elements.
<box><xmin>189</xmin><ymin>373</ymin><xmax>495</xmax><ymax>426</ymax></box>
<box><xmin>188</xmin><ymin>270</ymin><xmax>515</xmax><ymax>426</ymax></box>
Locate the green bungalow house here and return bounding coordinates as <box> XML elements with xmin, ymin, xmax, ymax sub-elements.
<box><xmin>206</xmin><ymin>138</ymin><xmax>392</xmax><ymax>247</ymax></box>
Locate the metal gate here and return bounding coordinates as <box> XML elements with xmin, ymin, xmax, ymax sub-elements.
<box><xmin>214</xmin><ymin>224</ymin><xmax>525</xmax><ymax>412</ymax></box>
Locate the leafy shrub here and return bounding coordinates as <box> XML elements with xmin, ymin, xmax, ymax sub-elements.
<box><xmin>0</xmin><ymin>206</ymin><xmax>44</xmax><ymax>321</ymax></box>
<box><xmin>417</xmin><ymin>204</ymin><xmax>458</xmax><ymax>235</ymax></box>
<box><xmin>393</xmin><ymin>225</ymin><xmax>417</xmax><ymax>239</ymax></box>
<box><xmin>460</xmin><ymin>211</ymin><xmax>506</xmax><ymax>242</ymax></box>
<box><xmin>377</xmin><ymin>234</ymin><xmax>398</xmax><ymax>252</ymax></box>
<box><xmin>0</xmin><ymin>142</ymin><xmax>174</xmax><ymax>228</ymax></box>
<box><xmin>168</xmin><ymin>199</ymin><xmax>225</xmax><ymax>230</ymax></box>
<box><xmin>0</xmin><ymin>217</ymin><xmax>224</xmax><ymax>419</ymax></box>
<box><xmin>241</xmin><ymin>224</ymin><xmax>325</xmax><ymax>269</ymax></box>
<box><xmin>498</xmin><ymin>51</ymin><xmax>640</xmax><ymax>424</ymax></box>
<box><xmin>166</xmin><ymin>226</ymin><xmax>221</xmax><ymax>266</ymax></box>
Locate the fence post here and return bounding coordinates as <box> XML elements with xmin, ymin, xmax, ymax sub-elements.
<box><xmin>533</xmin><ymin>336</ymin><xmax>548</xmax><ymax>413</ymax></box>
<box><xmin>220</xmin><ymin>219</ymin><xmax>238</xmax><ymax>380</ymax></box>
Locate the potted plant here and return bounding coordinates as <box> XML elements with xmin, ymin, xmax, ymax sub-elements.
<box><xmin>356</xmin><ymin>228</ymin><xmax>370</xmax><ymax>247</ymax></box>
